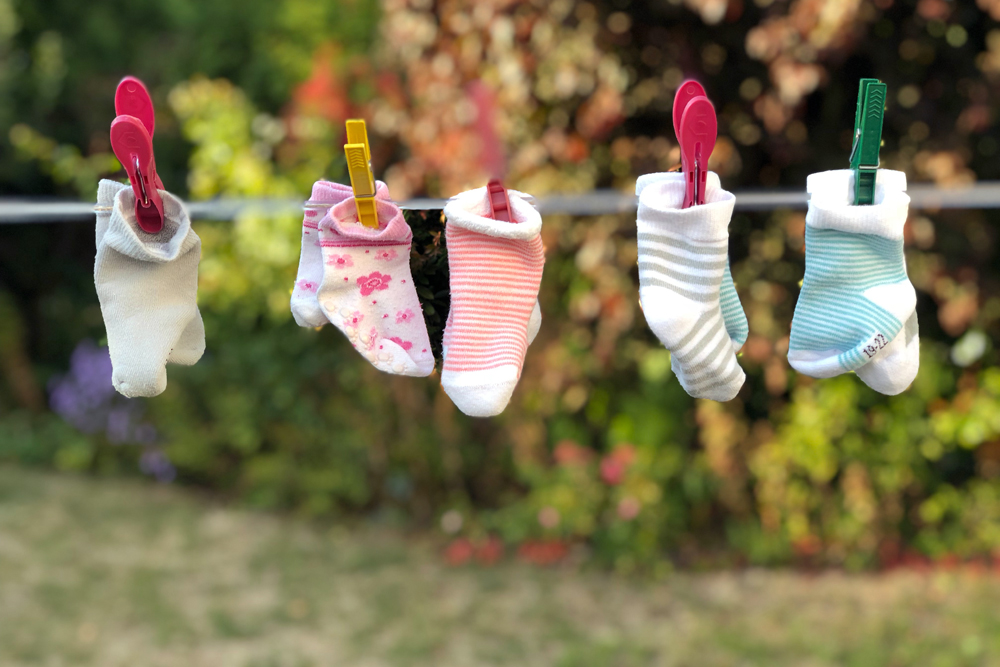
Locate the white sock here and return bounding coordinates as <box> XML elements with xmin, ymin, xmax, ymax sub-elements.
<box><xmin>291</xmin><ymin>181</ymin><xmax>353</xmax><ymax>327</ymax></box>
<box><xmin>856</xmin><ymin>311</ymin><xmax>919</xmax><ymax>395</ymax></box>
<box><xmin>95</xmin><ymin>180</ymin><xmax>204</xmax><ymax>397</ymax></box>
<box><xmin>636</xmin><ymin>175</ymin><xmax>745</xmax><ymax>402</ymax></box>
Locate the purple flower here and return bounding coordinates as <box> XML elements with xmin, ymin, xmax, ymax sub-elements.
<box><xmin>49</xmin><ymin>340</ymin><xmax>171</xmax><ymax>482</ymax></box>
<box><xmin>140</xmin><ymin>449</ymin><xmax>176</xmax><ymax>483</ymax></box>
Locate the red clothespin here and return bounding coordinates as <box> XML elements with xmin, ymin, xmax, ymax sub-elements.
<box><xmin>110</xmin><ymin>76</ymin><xmax>164</xmax><ymax>233</ymax></box>
<box><xmin>486</xmin><ymin>178</ymin><xmax>513</xmax><ymax>222</ymax></box>
<box><xmin>672</xmin><ymin>80</ymin><xmax>717</xmax><ymax>209</ymax></box>
<box><xmin>115</xmin><ymin>76</ymin><xmax>164</xmax><ymax>190</ymax></box>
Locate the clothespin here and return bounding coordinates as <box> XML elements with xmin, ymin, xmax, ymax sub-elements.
<box><xmin>344</xmin><ymin>119</ymin><xmax>379</xmax><ymax>229</ymax></box>
<box><xmin>115</xmin><ymin>76</ymin><xmax>164</xmax><ymax>190</ymax></box>
<box><xmin>486</xmin><ymin>178</ymin><xmax>512</xmax><ymax>222</ymax></box>
<box><xmin>110</xmin><ymin>76</ymin><xmax>164</xmax><ymax>234</ymax></box>
<box><xmin>673</xmin><ymin>80</ymin><xmax>717</xmax><ymax>208</ymax></box>
<box><xmin>849</xmin><ymin>78</ymin><xmax>887</xmax><ymax>206</ymax></box>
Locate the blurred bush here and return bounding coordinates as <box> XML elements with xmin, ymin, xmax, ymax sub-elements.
<box><xmin>1</xmin><ymin>0</ymin><xmax>1000</xmax><ymax>571</ymax></box>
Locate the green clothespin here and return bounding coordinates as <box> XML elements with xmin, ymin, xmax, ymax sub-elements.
<box><xmin>849</xmin><ymin>78</ymin><xmax>887</xmax><ymax>205</ymax></box>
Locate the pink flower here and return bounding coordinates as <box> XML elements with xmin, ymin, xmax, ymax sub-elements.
<box><xmin>373</xmin><ymin>248</ymin><xmax>398</xmax><ymax>261</ymax></box>
<box><xmin>357</xmin><ymin>271</ymin><xmax>391</xmax><ymax>296</ymax></box>
<box><xmin>344</xmin><ymin>311</ymin><xmax>364</xmax><ymax>328</ymax></box>
<box><xmin>396</xmin><ymin>308</ymin><xmax>415</xmax><ymax>324</ymax></box>
<box><xmin>600</xmin><ymin>444</ymin><xmax>636</xmax><ymax>486</ymax></box>
<box><xmin>553</xmin><ymin>440</ymin><xmax>593</xmax><ymax>467</ymax></box>
<box><xmin>617</xmin><ymin>496</ymin><xmax>641</xmax><ymax>521</ymax></box>
<box><xmin>327</xmin><ymin>254</ymin><xmax>354</xmax><ymax>269</ymax></box>
<box><xmin>296</xmin><ymin>280</ymin><xmax>318</xmax><ymax>293</ymax></box>
<box><xmin>388</xmin><ymin>336</ymin><xmax>413</xmax><ymax>351</ymax></box>
<box><xmin>537</xmin><ymin>506</ymin><xmax>560</xmax><ymax>529</ymax></box>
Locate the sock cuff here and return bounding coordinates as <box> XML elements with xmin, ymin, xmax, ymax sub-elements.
<box><xmin>307</xmin><ymin>180</ymin><xmax>389</xmax><ymax>206</ymax></box>
<box><xmin>308</xmin><ymin>180</ymin><xmax>353</xmax><ymax>203</ymax></box>
<box><xmin>103</xmin><ymin>185</ymin><xmax>199</xmax><ymax>262</ymax></box>
<box><xmin>444</xmin><ymin>187</ymin><xmax>542</xmax><ymax>240</ymax></box>
<box><xmin>806</xmin><ymin>169</ymin><xmax>909</xmax><ymax>240</ymax></box>
<box><xmin>98</xmin><ymin>179</ymin><xmax>129</xmax><ymax>207</ymax></box>
<box><xmin>324</xmin><ymin>188</ymin><xmax>412</xmax><ymax>245</ymax></box>
<box><xmin>636</xmin><ymin>171</ymin><xmax>734</xmax><ymax>243</ymax></box>
<box><xmin>635</xmin><ymin>171</ymin><xmax>721</xmax><ymax>197</ymax></box>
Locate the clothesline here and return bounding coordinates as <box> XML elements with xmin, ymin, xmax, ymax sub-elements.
<box><xmin>2</xmin><ymin>182</ymin><xmax>1000</xmax><ymax>225</ymax></box>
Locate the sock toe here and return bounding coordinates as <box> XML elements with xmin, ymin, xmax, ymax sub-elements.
<box><xmin>441</xmin><ymin>366</ymin><xmax>519</xmax><ymax>417</ymax></box>
<box><xmin>113</xmin><ymin>365</ymin><xmax>168</xmax><ymax>398</ymax></box>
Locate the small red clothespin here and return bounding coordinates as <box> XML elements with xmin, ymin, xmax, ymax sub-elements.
<box><xmin>673</xmin><ymin>80</ymin><xmax>718</xmax><ymax>209</ymax></box>
<box><xmin>115</xmin><ymin>76</ymin><xmax>164</xmax><ymax>191</ymax></box>
<box><xmin>110</xmin><ymin>76</ymin><xmax>164</xmax><ymax>233</ymax></box>
<box><xmin>486</xmin><ymin>178</ymin><xmax>513</xmax><ymax>222</ymax></box>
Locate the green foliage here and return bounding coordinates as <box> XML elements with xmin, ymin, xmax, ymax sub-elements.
<box><xmin>406</xmin><ymin>209</ymin><xmax>450</xmax><ymax>360</ymax></box>
<box><xmin>2</xmin><ymin>0</ymin><xmax>1000</xmax><ymax>572</ymax></box>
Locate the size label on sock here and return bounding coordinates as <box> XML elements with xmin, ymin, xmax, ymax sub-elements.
<box><xmin>862</xmin><ymin>333</ymin><xmax>889</xmax><ymax>359</ymax></box>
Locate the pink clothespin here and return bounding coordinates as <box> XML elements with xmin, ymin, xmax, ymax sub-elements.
<box><xmin>110</xmin><ymin>76</ymin><xmax>164</xmax><ymax>233</ymax></box>
<box><xmin>673</xmin><ymin>80</ymin><xmax>718</xmax><ymax>209</ymax></box>
<box><xmin>486</xmin><ymin>178</ymin><xmax>513</xmax><ymax>222</ymax></box>
<box><xmin>115</xmin><ymin>76</ymin><xmax>164</xmax><ymax>191</ymax></box>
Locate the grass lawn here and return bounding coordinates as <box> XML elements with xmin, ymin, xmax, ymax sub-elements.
<box><xmin>0</xmin><ymin>466</ymin><xmax>999</xmax><ymax>666</ymax></box>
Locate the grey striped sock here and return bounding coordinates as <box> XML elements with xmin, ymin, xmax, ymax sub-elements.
<box><xmin>636</xmin><ymin>177</ymin><xmax>745</xmax><ymax>402</ymax></box>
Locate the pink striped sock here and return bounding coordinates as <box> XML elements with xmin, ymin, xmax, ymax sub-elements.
<box><xmin>441</xmin><ymin>187</ymin><xmax>545</xmax><ymax>417</ymax></box>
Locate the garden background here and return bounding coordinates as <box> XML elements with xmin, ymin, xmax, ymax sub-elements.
<box><xmin>1</xmin><ymin>0</ymin><xmax>1000</xmax><ymax>662</ymax></box>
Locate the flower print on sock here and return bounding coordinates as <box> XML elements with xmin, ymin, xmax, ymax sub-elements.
<box><xmin>389</xmin><ymin>336</ymin><xmax>413</xmax><ymax>352</ymax></box>
<box><xmin>327</xmin><ymin>254</ymin><xmax>354</xmax><ymax>269</ymax></box>
<box><xmin>344</xmin><ymin>311</ymin><xmax>364</xmax><ymax>328</ymax></box>
<box><xmin>396</xmin><ymin>308</ymin><xmax>416</xmax><ymax>324</ymax></box>
<box><xmin>296</xmin><ymin>279</ymin><xmax>318</xmax><ymax>293</ymax></box>
<box><xmin>358</xmin><ymin>271</ymin><xmax>392</xmax><ymax>296</ymax></box>
<box><xmin>373</xmin><ymin>248</ymin><xmax>398</xmax><ymax>262</ymax></box>
<box><xmin>365</xmin><ymin>327</ymin><xmax>379</xmax><ymax>351</ymax></box>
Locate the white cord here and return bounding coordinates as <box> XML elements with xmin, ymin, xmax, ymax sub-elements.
<box><xmin>2</xmin><ymin>182</ymin><xmax>999</xmax><ymax>224</ymax></box>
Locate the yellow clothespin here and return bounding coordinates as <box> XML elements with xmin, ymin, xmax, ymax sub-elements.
<box><xmin>345</xmin><ymin>119</ymin><xmax>379</xmax><ymax>229</ymax></box>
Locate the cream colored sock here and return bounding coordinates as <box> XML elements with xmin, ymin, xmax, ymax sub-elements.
<box><xmin>95</xmin><ymin>180</ymin><xmax>205</xmax><ymax>397</ymax></box>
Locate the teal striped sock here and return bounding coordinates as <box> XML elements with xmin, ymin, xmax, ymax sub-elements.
<box><xmin>788</xmin><ymin>169</ymin><xmax>915</xmax><ymax>380</ymax></box>
<box><xmin>720</xmin><ymin>258</ymin><xmax>748</xmax><ymax>349</ymax></box>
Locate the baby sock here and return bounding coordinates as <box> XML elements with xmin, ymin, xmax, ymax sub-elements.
<box><xmin>788</xmin><ymin>169</ymin><xmax>917</xmax><ymax>390</ymax></box>
<box><xmin>316</xmin><ymin>186</ymin><xmax>434</xmax><ymax>377</ymax></box>
<box><xmin>636</xmin><ymin>172</ymin><xmax>748</xmax><ymax>352</ymax></box>
<box><xmin>636</xmin><ymin>174</ymin><xmax>745</xmax><ymax>401</ymax></box>
<box><xmin>857</xmin><ymin>311</ymin><xmax>919</xmax><ymax>395</ymax></box>
<box><xmin>291</xmin><ymin>180</ymin><xmax>390</xmax><ymax>328</ymax></box>
<box><xmin>441</xmin><ymin>187</ymin><xmax>546</xmax><ymax>417</ymax></box>
<box><xmin>441</xmin><ymin>188</ymin><xmax>542</xmax><ymax>362</ymax></box>
<box><xmin>443</xmin><ymin>302</ymin><xmax>541</xmax><ymax>361</ymax></box>
<box><xmin>291</xmin><ymin>181</ymin><xmax>353</xmax><ymax>327</ymax></box>
<box><xmin>844</xmin><ymin>172</ymin><xmax>920</xmax><ymax>395</ymax></box>
<box><xmin>95</xmin><ymin>180</ymin><xmax>205</xmax><ymax>397</ymax></box>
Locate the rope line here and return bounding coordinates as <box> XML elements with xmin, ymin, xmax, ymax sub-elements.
<box><xmin>2</xmin><ymin>182</ymin><xmax>999</xmax><ymax>224</ymax></box>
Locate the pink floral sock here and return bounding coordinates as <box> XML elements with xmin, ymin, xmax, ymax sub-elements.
<box><xmin>317</xmin><ymin>185</ymin><xmax>434</xmax><ymax>377</ymax></box>
<box><xmin>291</xmin><ymin>181</ymin><xmax>391</xmax><ymax>328</ymax></box>
<box><xmin>440</xmin><ymin>187</ymin><xmax>545</xmax><ymax>417</ymax></box>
